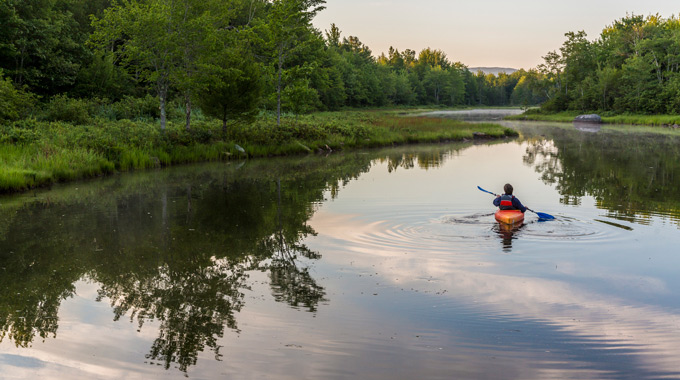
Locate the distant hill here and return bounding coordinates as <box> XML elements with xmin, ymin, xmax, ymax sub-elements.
<box><xmin>468</xmin><ymin>67</ymin><xmax>517</xmax><ymax>75</ymax></box>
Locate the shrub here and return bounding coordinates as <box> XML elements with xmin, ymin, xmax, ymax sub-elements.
<box><xmin>43</xmin><ymin>95</ymin><xmax>93</xmax><ymax>125</ymax></box>
<box><xmin>166</xmin><ymin>127</ymin><xmax>192</xmax><ymax>146</ymax></box>
<box><xmin>189</xmin><ymin>123</ymin><xmax>216</xmax><ymax>144</ymax></box>
<box><xmin>0</xmin><ymin>126</ymin><xmax>41</xmax><ymax>144</ymax></box>
<box><xmin>0</xmin><ymin>72</ymin><xmax>36</xmax><ymax>121</ymax></box>
<box><xmin>106</xmin><ymin>95</ymin><xmax>159</xmax><ymax>121</ymax></box>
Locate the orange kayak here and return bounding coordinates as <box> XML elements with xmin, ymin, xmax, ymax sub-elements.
<box><xmin>494</xmin><ymin>209</ymin><xmax>525</xmax><ymax>225</ymax></box>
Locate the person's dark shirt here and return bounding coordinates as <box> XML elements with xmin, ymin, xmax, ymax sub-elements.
<box><xmin>493</xmin><ymin>195</ymin><xmax>527</xmax><ymax>213</ymax></box>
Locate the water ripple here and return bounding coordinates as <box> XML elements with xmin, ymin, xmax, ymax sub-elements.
<box><xmin>331</xmin><ymin>210</ymin><xmax>632</xmax><ymax>257</ymax></box>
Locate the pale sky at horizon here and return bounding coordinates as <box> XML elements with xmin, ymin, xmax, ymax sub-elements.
<box><xmin>312</xmin><ymin>0</ymin><xmax>679</xmax><ymax>70</ymax></box>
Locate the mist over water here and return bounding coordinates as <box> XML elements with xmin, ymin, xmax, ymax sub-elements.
<box><xmin>1</xmin><ymin>112</ymin><xmax>680</xmax><ymax>379</ymax></box>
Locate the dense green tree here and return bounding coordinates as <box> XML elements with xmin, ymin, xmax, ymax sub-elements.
<box><xmin>265</xmin><ymin>0</ymin><xmax>325</xmax><ymax>125</ymax></box>
<box><xmin>71</xmin><ymin>51</ymin><xmax>135</xmax><ymax>100</ymax></box>
<box><xmin>534</xmin><ymin>14</ymin><xmax>680</xmax><ymax>114</ymax></box>
<box><xmin>423</xmin><ymin>66</ymin><xmax>447</xmax><ymax>104</ymax></box>
<box><xmin>91</xmin><ymin>0</ymin><xmax>245</xmax><ymax>130</ymax></box>
<box><xmin>198</xmin><ymin>49</ymin><xmax>263</xmax><ymax>133</ymax></box>
<box><xmin>594</xmin><ymin>66</ymin><xmax>620</xmax><ymax>110</ymax></box>
<box><xmin>0</xmin><ymin>0</ymin><xmax>91</xmax><ymax>95</ymax></box>
<box><xmin>417</xmin><ymin>48</ymin><xmax>451</xmax><ymax>71</ymax></box>
<box><xmin>331</xmin><ymin>35</ymin><xmax>379</xmax><ymax>107</ymax></box>
<box><xmin>561</xmin><ymin>32</ymin><xmax>594</xmax><ymax>89</ymax></box>
<box><xmin>312</xmin><ymin>47</ymin><xmax>347</xmax><ymax>109</ymax></box>
<box><xmin>324</xmin><ymin>23</ymin><xmax>341</xmax><ymax>48</ymax></box>
<box><xmin>537</xmin><ymin>50</ymin><xmax>563</xmax><ymax>99</ymax></box>
<box><xmin>172</xmin><ymin>0</ymin><xmax>215</xmax><ymax>130</ymax></box>
<box><xmin>390</xmin><ymin>70</ymin><xmax>416</xmax><ymax>105</ymax></box>
<box><xmin>445</xmin><ymin>67</ymin><xmax>466</xmax><ymax>105</ymax></box>
<box><xmin>2</xmin><ymin>0</ymin><xmax>615</xmax><ymax>125</ymax></box>
<box><xmin>91</xmin><ymin>0</ymin><xmax>177</xmax><ymax>130</ymax></box>
<box><xmin>511</xmin><ymin>69</ymin><xmax>548</xmax><ymax>108</ymax></box>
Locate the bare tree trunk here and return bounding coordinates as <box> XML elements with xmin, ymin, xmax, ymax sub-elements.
<box><xmin>277</xmin><ymin>47</ymin><xmax>283</xmax><ymax>126</ymax></box>
<box><xmin>185</xmin><ymin>93</ymin><xmax>192</xmax><ymax>131</ymax></box>
<box><xmin>159</xmin><ymin>85</ymin><xmax>168</xmax><ymax>132</ymax></box>
<box><xmin>651</xmin><ymin>52</ymin><xmax>662</xmax><ymax>84</ymax></box>
<box><xmin>222</xmin><ymin>104</ymin><xmax>228</xmax><ymax>135</ymax></box>
<box><xmin>16</xmin><ymin>46</ymin><xmax>26</xmax><ymax>85</ymax></box>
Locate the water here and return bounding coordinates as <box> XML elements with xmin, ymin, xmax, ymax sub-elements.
<box><xmin>1</xmin><ymin>112</ymin><xmax>680</xmax><ymax>379</ymax></box>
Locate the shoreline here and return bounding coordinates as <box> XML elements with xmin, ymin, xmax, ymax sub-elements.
<box><xmin>0</xmin><ymin>109</ymin><xmax>517</xmax><ymax>194</ymax></box>
<box><xmin>505</xmin><ymin>110</ymin><xmax>680</xmax><ymax>127</ymax></box>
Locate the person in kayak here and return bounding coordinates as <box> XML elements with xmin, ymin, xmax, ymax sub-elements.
<box><xmin>493</xmin><ymin>183</ymin><xmax>527</xmax><ymax>212</ymax></box>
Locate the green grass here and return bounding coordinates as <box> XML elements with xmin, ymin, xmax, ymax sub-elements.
<box><xmin>0</xmin><ymin>144</ymin><xmax>114</xmax><ymax>191</ymax></box>
<box><xmin>601</xmin><ymin>114</ymin><xmax>680</xmax><ymax>126</ymax></box>
<box><xmin>506</xmin><ymin>109</ymin><xmax>680</xmax><ymax>126</ymax></box>
<box><xmin>0</xmin><ymin>110</ymin><xmax>515</xmax><ymax>193</ymax></box>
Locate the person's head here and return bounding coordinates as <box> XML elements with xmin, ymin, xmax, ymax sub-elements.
<box><xmin>504</xmin><ymin>183</ymin><xmax>513</xmax><ymax>195</ymax></box>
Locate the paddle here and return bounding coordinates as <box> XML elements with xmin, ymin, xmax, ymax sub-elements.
<box><xmin>527</xmin><ymin>208</ymin><xmax>555</xmax><ymax>220</ymax></box>
<box><xmin>477</xmin><ymin>186</ymin><xmax>555</xmax><ymax>220</ymax></box>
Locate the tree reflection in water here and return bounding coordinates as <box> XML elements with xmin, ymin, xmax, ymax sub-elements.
<box><xmin>0</xmin><ymin>153</ymin><xmax>372</xmax><ymax>373</ymax></box>
<box><xmin>521</xmin><ymin>125</ymin><xmax>680</xmax><ymax>223</ymax></box>
<box><xmin>0</xmin><ymin>143</ymin><xmax>470</xmax><ymax>374</ymax></box>
<box><xmin>494</xmin><ymin>222</ymin><xmax>524</xmax><ymax>252</ymax></box>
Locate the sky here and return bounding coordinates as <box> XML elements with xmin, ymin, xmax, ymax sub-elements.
<box><xmin>312</xmin><ymin>0</ymin><xmax>679</xmax><ymax>70</ymax></box>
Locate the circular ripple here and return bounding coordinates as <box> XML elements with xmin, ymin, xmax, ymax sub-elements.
<box><xmin>331</xmin><ymin>209</ymin><xmax>629</xmax><ymax>256</ymax></box>
<box><xmin>516</xmin><ymin>215</ymin><xmax>622</xmax><ymax>243</ymax></box>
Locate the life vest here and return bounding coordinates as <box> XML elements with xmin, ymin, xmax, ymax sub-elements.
<box><xmin>499</xmin><ymin>194</ymin><xmax>516</xmax><ymax>210</ymax></box>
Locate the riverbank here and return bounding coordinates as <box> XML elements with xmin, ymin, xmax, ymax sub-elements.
<box><xmin>0</xmin><ymin>109</ymin><xmax>517</xmax><ymax>193</ymax></box>
<box><xmin>506</xmin><ymin>109</ymin><xmax>680</xmax><ymax>126</ymax></box>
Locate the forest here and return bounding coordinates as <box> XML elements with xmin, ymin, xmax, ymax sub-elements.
<box><xmin>0</xmin><ymin>0</ymin><xmax>543</xmax><ymax>128</ymax></box>
<box><xmin>537</xmin><ymin>14</ymin><xmax>680</xmax><ymax>114</ymax></box>
<box><xmin>3</xmin><ymin>1</ymin><xmax>679</xmax><ymax>128</ymax></box>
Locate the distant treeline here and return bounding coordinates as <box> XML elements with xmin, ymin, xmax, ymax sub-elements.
<box><xmin>6</xmin><ymin>2</ymin><xmax>672</xmax><ymax>129</ymax></box>
<box><xmin>0</xmin><ymin>0</ymin><xmax>546</xmax><ymax>130</ymax></box>
<box><xmin>535</xmin><ymin>14</ymin><xmax>680</xmax><ymax>114</ymax></box>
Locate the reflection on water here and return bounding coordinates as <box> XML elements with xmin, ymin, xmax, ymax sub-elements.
<box><xmin>573</xmin><ymin>122</ymin><xmax>601</xmax><ymax>133</ymax></box>
<box><xmin>494</xmin><ymin>222</ymin><xmax>524</xmax><ymax>252</ymax></box>
<box><xmin>0</xmin><ymin>154</ymin><xmax>375</xmax><ymax>374</ymax></box>
<box><xmin>517</xmin><ymin>122</ymin><xmax>680</xmax><ymax>225</ymax></box>
<box><xmin>1</xmin><ymin>119</ymin><xmax>680</xmax><ymax>378</ymax></box>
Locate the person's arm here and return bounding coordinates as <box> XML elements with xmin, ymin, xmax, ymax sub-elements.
<box><xmin>493</xmin><ymin>196</ymin><xmax>501</xmax><ymax>207</ymax></box>
<box><xmin>513</xmin><ymin>197</ymin><xmax>528</xmax><ymax>213</ymax></box>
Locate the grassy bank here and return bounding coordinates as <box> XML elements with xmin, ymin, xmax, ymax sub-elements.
<box><xmin>506</xmin><ymin>109</ymin><xmax>680</xmax><ymax>126</ymax></box>
<box><xmin>0</xmin><ymin>110</ymin><xmax>516</xmax><ymax>193</ymax></box>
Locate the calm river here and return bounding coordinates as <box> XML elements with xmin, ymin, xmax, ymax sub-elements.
<box><xmin>1</xmin><ymin>111</ymin><xmax>680</xmax><ymax>379</ymax></box>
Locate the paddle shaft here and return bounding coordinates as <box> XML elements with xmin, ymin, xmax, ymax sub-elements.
<box><xmin>476</xmin><ymin>186</ymin><xmax>497</xmax><ymax>196</ymax></box>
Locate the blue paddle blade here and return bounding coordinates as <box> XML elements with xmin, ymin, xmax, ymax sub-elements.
<box><xmin>527</xmin><ymin>208</ymin><xmax>555</xmax><ymax>220</ymax></box>
<box><xmin>535</xmin><ymin>212</ymin><xmax>555</xmax><ymax>220</ymax></box>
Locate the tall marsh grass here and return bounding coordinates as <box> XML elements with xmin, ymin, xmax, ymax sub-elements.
<box><xmin>0</xmin><ymin>110</ymin><xmax>514</xmax><ymax>193</ymax></box>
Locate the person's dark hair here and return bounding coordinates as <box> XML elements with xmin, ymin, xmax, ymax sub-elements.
<box><xmin>504</xmin><ymin>183</ymin><xmax>513</xmax><ymax>195</ymax></box>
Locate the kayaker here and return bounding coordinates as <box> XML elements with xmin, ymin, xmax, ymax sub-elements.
<box><xmin>493</xmin><ymin>184</ymin><xmax>527</xmax><ymax>213</ymax></box>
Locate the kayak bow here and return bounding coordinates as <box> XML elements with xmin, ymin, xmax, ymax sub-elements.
<box><xmin>494</xmin><ymin>209</ymin><xmax>524</xmax><ymax>225</ymax></box>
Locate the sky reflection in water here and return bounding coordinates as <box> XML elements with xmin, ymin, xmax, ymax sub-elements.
<box><xmin>1</xmin><ymin>120</ymin><xmax>680</xmax><ymax>379</ymax></box>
